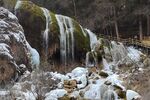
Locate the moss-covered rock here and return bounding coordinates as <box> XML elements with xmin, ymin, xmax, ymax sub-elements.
<box><xmin>15</xmin><ymin>0</ymin><xmax>46</xmax><ymax>57</ymax></box>
<box><xmin>15</xmin><ymin>0</ymin><xmax>91</xmax><ymax>63</ymax></box>
<box><xmin>99</xmin><ymin>71</ymin><xmax>109</xmax><ymax>77</ymax></box>
<box><xmin>73</xmin><ymin>21</ymin><xmax>90</xmax><ymax>60</ymax></box>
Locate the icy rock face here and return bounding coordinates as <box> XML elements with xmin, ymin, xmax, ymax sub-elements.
<box><xmin>102</xmin><ymin>41</ymin><xmax>144</xmax><ymax>71</ymax></box>
<box><xmin>0</xmin><ymin>7</ymin><xmax>40</xmax><ymax>70</ymax></box>
<box><xmin>0</xmin><ymin>7</ymin><xmax>40</xmax><ymax>89</ymax></box>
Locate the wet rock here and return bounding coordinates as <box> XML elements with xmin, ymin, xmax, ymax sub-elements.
<box><xmin>99</xmin><ymin>71</ymin><xmax>109</xmax><ymax>77</ymax></box>
<box><xmin>104</xmin><ymin>81</ymin><xmax>112</xmax><ymax>85</ymax></box>
<box><xmin>64</xmin><ymin>80</ymin><xmax>77</xmax><ymax>93</ymax></box>
<box><xmin>115</xmin><ymin>89</ymin><xmax>126</xmax><ymax>99</ymax></box>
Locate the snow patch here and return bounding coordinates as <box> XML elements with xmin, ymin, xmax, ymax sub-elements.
<box><xmin>126</xmin><ymin>90</ymin><xmax>141</xmax><ymax>100</ymax></box>
<box><xmin>127</xmin><ymin>46</ymin><xmax>142</xmax><ymax>62</ymax></box>
<box><xmin>45</xmin><ymin>89</ymin><xmax>67</xmax><ymax>100</ymax></box>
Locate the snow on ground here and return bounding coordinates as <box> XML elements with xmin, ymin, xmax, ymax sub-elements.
<box><xmin>50</xmin><ymin>72</ymin><xmax>70</xmax><ymax>81</ymax></box>
<box><xmin>45</xmin><ymin>89</ymin><xmax>67</xmax><ymax>100</ymax></box>
<box><xmin>106</xmin><ymin>74</ymin><xmax>126</xmax><ymax>91</ymax></box>
<box><xmin>127</xmin><ymin>46</ymin><xmax>143</xmax><ymax>62</ymax></box>
<box><xmin>5</xmin><ymin>65</ymin><xmax>141</xmax><ymax>100</ymax></box>
<box><xmin>71</xmin><ymin>67</ymin><xmax>88</xmax><ymax>77</ymax></box>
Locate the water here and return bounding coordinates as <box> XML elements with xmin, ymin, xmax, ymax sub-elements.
<box><xmin>85</xmin><ymin>29</ymin><xmax>98</xmax><ymax>67</ymax></box>
<box><xmin>55</xmin><ymin>15</ymin><xmax>75</xmax><ymax>64</ymax></box>
<box><xmin>85</xmin><ymin>51</ymin><xmax>97</xmax><ymax>67</ymax></box>
<box><xmin>85</xmin><ymin>29</ymin><xmax>97</xmax><ymax>51</ymax></box>
<box><xmin>103</xmin><ymin>90</ymin><xmax>118</xmax><ymax>100</ymax></box>
<box><xmin>41</xmin><ymin>7</ymin><xmax>51</xmax><ymax>59</ymax></box>
<box><xmin>85</xmin><ymin>52</ymin><xmax>94</xmax><ymax>67</ymax></box>
<box><xmin>15</xmin><ymin>0</ymin><xmax>22</xmax><ymax>11</ymax></box>
<box><xmin>103</xmin><ymin>58</ymin><xmax>111</xmax><ymax>71</ymax></box>
<box><xmin>110</xmin><ymin>41</ymin><xmax>127</xmax><ymax>64</ymax></box>
<box><xmin>80</xmin><ymin>25</ymin><xmax>87</xmax><ymax>37</ymax></box>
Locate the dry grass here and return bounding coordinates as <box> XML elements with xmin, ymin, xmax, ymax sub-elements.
<box><xmin>125</xmin><ymin>67</ymin><xmax>150</xmax><ymax>100</ymax></box>
<box><xmin>141</xmin><ymin>37</ymin><xmax>150</xmax><ymax>46</ymax></box>
<box><xmin>40</xmin><ymin>61</ymin><xmax>85</xmax><ymax>74</ymax></box>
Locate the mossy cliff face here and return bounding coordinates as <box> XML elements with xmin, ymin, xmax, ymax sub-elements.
<box><xmin>73</xmin><ymin>21</ymin><xmax>90</xmax><ymax>61</ymax></box>
<box><xmin>15</xmin><ymin>0</ymin><xmax>90</xmax><ymax>63</ymax></box>
<box><xmin>15</xmin><ymin>0</ymin><xmax>46</xmax><ymax>56</ymax></box>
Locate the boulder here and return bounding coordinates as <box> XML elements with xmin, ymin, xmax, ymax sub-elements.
<box><xmin>0</xmin><ymin>7</ymin><xmax>39</xmax><ymax>88</ymax></box>
<box><xmin>64</xmin><ymin>80</ymin><xmax>77</xmax><ymax>93</ymax></box>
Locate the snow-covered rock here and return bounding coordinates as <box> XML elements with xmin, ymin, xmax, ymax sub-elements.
<box><xmin>0</xmin><ymin>7</ymin><xmax>40</xmax><ymax>88</ymax></box>
<box><xmin>106</xmin><ymin>74</ymin><xmax>125</xmax><ymax>91</ymax></box>
<box><xmin>50</xmin><ymin>72</ymin><xmax>69</xmax><ymax>81</ymax></box>
<box><xmin>71</xmin><ymin>67</ymin><xmax>88</xmax><ymax>77</ymax></box>
<box><xmin>45</xmin><ymin>89</ymin><xmax>67</xmax><ymax>100</ymax></box>
<box><xmin>0</xmin><ymin>7</ymin><xmax>40</xmax><ymax>71</ymax></box>
<box><xmin>126</xmin><ymin>90</ymin><xmax>141</xmax><ymax>100</ymax></box>
<box><xmin>76</xmin><ymin>74</ymin><xmax>87</xmax><ymax>89</ymax></box>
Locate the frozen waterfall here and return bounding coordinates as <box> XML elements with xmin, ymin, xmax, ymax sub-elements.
<box><xmin>85</xmin><ymin>29</ymin><xmax>98</xmax><ymax>51</ymax></box>
<box><xmin>41</xmin><ymin>7</ymin><xmax>51</xmax><ymax>59</ymax></box>
<box><xmin>55</xmin><ymin>15</ymin><xmax>75</xmax><ymax>64</ymax></box>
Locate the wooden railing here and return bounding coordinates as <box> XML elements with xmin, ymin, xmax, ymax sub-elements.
<box><xmin>99</xmin><ymin>34</ymin><xmax>150</xmax><ymax>54</ymax></box>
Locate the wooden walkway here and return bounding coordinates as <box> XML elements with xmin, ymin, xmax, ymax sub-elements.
<box><xmin>99</xmin><ymin>34</ymin><xmax>150</xmax><ymax>55</ymax></box>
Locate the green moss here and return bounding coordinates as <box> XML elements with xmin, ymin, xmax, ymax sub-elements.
<box><xmin>73</xmin><ymin>20</ymin><xmax>90</xmax><ymax>52</ymax></box>
<box><xmin>17</xmin><ymin>1</ymin><xmax>45</xmax><ymax>21</ymax></box>
<box><xmin>50</xmin><ymin>12</ymin><xmax>59</xmax><ymax>34</ymax></box>
<box><xmin>17</xmin><ymin>0</ymin><xmax>91</xmax><ymax>59</ymax></box>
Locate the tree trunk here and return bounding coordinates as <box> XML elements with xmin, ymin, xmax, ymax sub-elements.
<box><xmin>139</xmin><ymin>16</ymin><xmax>143</xmax><ymax>41</ymax></box>
<box><xmin>147</xmin><ymin>15</ymin><xmax>150</xmax><ymax>36</ymax></box>
<box><xmin>113</xmin><ymin>7</ymin><xmax>119</xmax><ymax>41</ymax></box>
<box><xmin>114</xmin><ymin>21</ymin><xmax>119</xmax><ymax>41</ymax></box>
<box><xmin>72</xmin><ymin>0</ymin><xmax>77</xmax><ymax>19</ymax></box>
